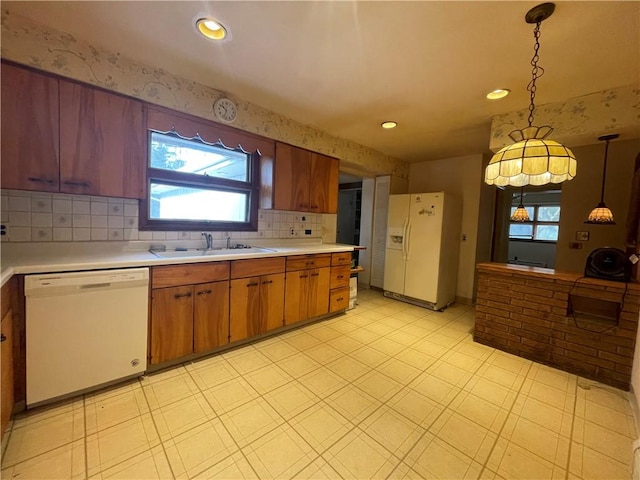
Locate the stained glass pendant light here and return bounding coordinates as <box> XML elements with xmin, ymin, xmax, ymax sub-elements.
<box><xmin>511</xmin><ymin>187</ymin><xmax>531</xmax><ymax>222</ymax></box>
<box><xmin>485</xmin><ymin>3</ymin><xmax>577</xmax><ymax>187</ymax></box>
<box><xmin>585</xmin><ymin>134</ymin><xmax>618</xmax><ymax>224</ymax></box>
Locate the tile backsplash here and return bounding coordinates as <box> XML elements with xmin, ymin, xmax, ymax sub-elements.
<box><xmin>0</xmin><ymin>190</ymin><xmax>323</xmax><ymax>243</ymax></box>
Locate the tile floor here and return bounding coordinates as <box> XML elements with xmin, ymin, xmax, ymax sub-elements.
<box><xmin>1</xmin><ymin>289</ymin><xmax>637</xmax><ymax>479</ymax></box>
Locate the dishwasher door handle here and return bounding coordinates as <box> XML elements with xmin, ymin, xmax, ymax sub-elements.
<box><xmin>80</xmin><ymin>283</ymin><xmax>112</xmax><ymax>289</ymax></box>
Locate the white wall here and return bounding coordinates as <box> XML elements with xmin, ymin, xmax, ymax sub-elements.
<box><xmin>409</xmin><ymin>154</ymin><xmax>486</xmax><ymax>302</ymax></box>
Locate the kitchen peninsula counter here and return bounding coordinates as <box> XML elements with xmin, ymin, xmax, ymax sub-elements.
<box><xmin>474</xmin><ymin>262</ymin><xmax>640</xmax><ymax>390</ymax></box>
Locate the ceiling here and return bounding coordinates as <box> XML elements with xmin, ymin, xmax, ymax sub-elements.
<box><xmin>3</xmin><ymin>1</ymin><xmax>639</xmax><ymax>163</ymax></box>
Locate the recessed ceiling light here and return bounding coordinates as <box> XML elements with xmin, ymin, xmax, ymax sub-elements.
<box><xmin>486</xmin><ymin>89</ymin><xmax>510</xmax><ymax>100</ymax></box>
<box><xmin>381</xmin><ymin>121</ymin><xmax>397</xmax><ymax>129</ymax></box>
<box><xmin>196</xmin><ymin>17</ymin><xmax>228</xmax><ymax>41</ymax></box>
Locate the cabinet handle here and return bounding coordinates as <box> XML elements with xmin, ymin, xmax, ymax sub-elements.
<box><xmin>337</xmin><ymin>297</ymin><xmax>344</xmax><ymax>301</ymax></box>
<box><xmin>262</xmin><ymin>280</ymin><xmax>273</xmax><ymax>285</ymax></box>
<box><xmin>310</xmin><ymin>273</ymin><xmax>319</xmax><ymax>277</ymax></box>
<box><xmin>64</xmin><ymin>180</ymin><xmax>90</xmax><ymax>187</ymax></box>
<box><xmin>174</xmin><ymin>292</ymin><xmax>192</xmax><ymax>299</ymax></box>
<box><xmin>337</xmin><ymin>275</ymin><xmax>344</xmax><ymax>279</ymax></box>
<box><xmin>246</xmin><ymin>282</ymin><xmax>259</xmax><ymax>287</ymax></box>
<box><xmin>28</xmin><ymin>176</ymin><xmax>44</xmax><ymax>183</ymax></box>
<box><xmin>0</xmin><ymin>334</ymin><xmax>6</xmax><ymax>342</ymax></box>
<box><xmin>305</xmin><ymin>262</ymin><xmax>313</xmax><ymax>266</ymax></box>
<box><xmin>300</xmin><ymin>274</ymin><xmax>308</xmax><ymax>278</ymax></box>
<box><xmin>196</xmin><ymin>289</ymin><xmax>212</xmax><ymax>295</ymax></box>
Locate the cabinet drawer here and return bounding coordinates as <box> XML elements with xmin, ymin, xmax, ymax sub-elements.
<box><xmin>152</xmin><ymin>262</ymin><xmax>230</xmax><ymax>288</ymax></box>
<box><xmin>231</xmin><ymin>257</ymin><xmax>285</xmax><ymax>279</ymax></box>
<box><xmin>330</xmin><ymin>265</ymin><xmax>350</xmax><ymax>289</ymax></box>
<box><xmin>286</xmin><ymin>254</ymin><xmax>331</xmax><ymax>271</ymax></box>
<box><xmin>329</xmin><ymin>287</ymin><xmax>350</xmax><ymax>313</ymax></box>
<box><xmin>331</xmin><ymin>252</ymin><xmax>352</xmax><ymax>266</ymax></box>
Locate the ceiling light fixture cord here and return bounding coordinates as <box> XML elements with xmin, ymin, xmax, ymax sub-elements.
<box><xmin>527</xmin><ymin>21</ymin><xmax>544</xmax><ymax>128</ymax></box>
<box><xmin>599</xmin><ymin>137</ymin><xmax>611</xmax><ymax>203</ymax></box>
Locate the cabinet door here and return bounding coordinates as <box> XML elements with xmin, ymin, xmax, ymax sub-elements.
<box><xmin>59</xmin><ymin>81</ymin><xmax>145</xmax><ymax>198</ymax></box>
<box><xmin>150</xmin><ymin>286</ymin><xmax>194</xmax><ymax>364</ymax></box>
<box><xmin>309</xmin><ymin>153</ymin><xmax>339</xmax><ymax>213</ymax></box>
<box><xmin>330</xmin><ymin>287</ymin><xmax>350</xmax><ymax>313</ymax></box>
<box><xmin>1</xmin><ymin>308</ymin><xmax>14</xmax><ymax>441</ymax></box>
<box><xmin>260</xmin><ymin>273</ymin><xmax>285</xmax><ymax>332</ymax></box>
<box><xmin>274</xmin><ymin>142</ymin><xmax>311</xmax><ymax>211</ymax></box>
<box><xmin>194</xmin><ymin>281</ymin><xmax>230</xmax><ymax>353</ymax></box>
<box><xmin>284</xmin><ymin>270</ymin><xmax>309</xmax><ymax>325</ymax></box>
<box><xmin>1</xmin><ymin>64</ymin><xmax>60</xmax><ymax>192</ymax></box>
<box><xmin>308</xmin><ymin>267</ymin><xmax>331</xmax><ymax>318</ymax></box>
<box><xmin>229</xmin><ymin>276</ymin><xmax>261</xmax><ymax>342</ymax></box>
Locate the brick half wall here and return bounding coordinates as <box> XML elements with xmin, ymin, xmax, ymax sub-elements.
<box><xmin>474</xmin><ymin>263</ymin><xmax>640</xmax><ymax>390</ymax></box>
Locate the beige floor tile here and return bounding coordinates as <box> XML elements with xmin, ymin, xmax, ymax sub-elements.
<box><xmin>441</xmin><ymin>349</ymin><xmax>485</xmax><ymax>373</ymax></box>
<box><xmin>501</xmin><ymin>414</ymin><xmax>570</xmax><ymax>466</ymax></box>
<box><xmin>325</xmin><ymin>355</ymin><xmax>370</xmax><ymax>382</ymax></box>
<box><xmin>569</xmin><ymin>441</ymin><xmax>632</xmax><ymax>480</ymax></box>
<box><xmin>369</xmin><ymin>337</ymin><xmax>406</xmax><ymax>357</ymax></box>
<box><xmin>427</xmin><ymin>360</ymin><xmax>473</xmax><ymax>387</ymax></box>
<box><xmin>578</xmin><ymin>382</ymin><xmax>635</xmax><ymax>415</ymax></box>
<box><xmin>376</xmin><ymin>358</ymin><xmax>421</xmax><ymax>384</ymax></box>
<box><xmin>360</xmin><ymin>405</ymin><xmax>425</xmax><ymax>458</ymax></box>
<box><xmin>86</xmin><ymin>414</ymin><xmax>160</xmax><ymax>477</ymax></box>
<box><xmin>404</xmin><ymin>433</ymin><xmax>483</xmax><ymax>480</ymax></box>
<box><xmin>475</xmin><ymin>363</ymin><xmax>527</xmax><ymax>391</ymax></box>
<box><xmin>304</xmin><ymin>343</ymin><xmax>344</xmax><ymax>364</ymax></box>
<box><xmin>328</xmin><ymin>319</ymin><xmax>360</xmax><ymax>334</ymax></box>
<box><xmin>197</xmin><ymin>451</ymin><xmax>259</xmax><ymax>479</ymax></box>
<box><xmin>290</xmin><ymin>403</ymin><xmax>353</xmax><ymax>453</ymax></box>
<box><xmin>410</xmin><ymin>339</ymin><xmax>450</xmax><ymax>358</ymax></box>
<box><xmin>454</xmin><ymin>339</ymin><xmax>494</xmax><ymax>361</ymax></box>
<box><xmin>346</xmin><ymin>327</ymin><xmax>381</xmax><ymax>345</ymax></box>
<box><xmin>364</xmin><ymin>321</ymin><xmax>397</xmax><ymax>336</ymax></box>
<box><xmin>292</xmin><ymin>456</ymin><xmax>343</xmax><ymax>479</ymax></box>
<box><xmin>85</xmin><ymin>382</ymin><xmax>149</xmax><ymax>435</ymax></box>
<box><xmin>394</xmin><ymin>347</ymin><xmax>436</xmax><ymax>370</ymax></box>
<box><xmin>425</xmin><ymin>332</ymin><xmax>461</xmax><ymax>348</ymax></box>
<box><xmin>358</xmin><ymin>308</ymin><xmax>392</xmax><ymax>321</ymax></box>
<box><xmin>89</xmin><ymin>445</ymin><xmax>171</xmax><ymax>480</ymax></box>
<box><xmin>520</xmin><ymin>378</ymin><xmax>576</xmax><ymax>412</ymax></box>
<box><xmin>243</xmin><ymin>424</ymin><xmax>317</xmax><ymax>479</ymax></box>
<box><xmin>385</xmin><ymin>329</ymin><xmax>420</xmax><ymax>347</ymax></box>
<box><xmin>278</xmin><ymin>352</ymin><xmax>321</xmax><ymax>378</ymax></box>
<box><xmin>323</xmin><ymin>428</ymin><xmax>398</xmax><ymax>479</ymax></box>
<box><xmin>141</xmin><ymin>370</ymin><xmax>200</xmax><ymax>411</ymax></box>
<box><xmin>326</xmin><ymin>335</ymin><xmax>364</xmax><ymax>355</ymax></box>
<box><xmin>219</xmin><ymin>397</ymin><xmax>284</xmax><ymax>447</ymax></box>
<box><xmin>487</xmin><ymin>437</ymin><xmax>559</xmax><ymax>480</ymax></box>
<box><xmin>326</xmin><ymin>385</ymin><xmax>382</xmax><ymax>425</ymax></box>
<box><xmin>528</xmin><ymin>363</ymin><xmax>578</xmax><ymax>393</ymax></box>
<box><xmin>575</xmin><ymin>397</ymin><xmax>635</xmax><ymax>437</ymax></box>
<box><xmin>348</xmin><ymin>345</ymin><xmax>390</xmax><ymax>368</ymax></box>
<box><xmin>223</xmin><ymin>347</ymin><xmax>272</xmax><ymax>375</ymax></box>
<box><xmin>201</xmin><ymin>377</ymin><xmax>260</xmax><ymax>414</ymax></box>
<box><xmin>511</xmin><ymin>394</ymin><xmax>573</xmax><ymax>437</ymax></box>
<box><xmin>387</xmin><ymin>387</ymin><xmax>444</xmax><ymax>428</ymax></box>
<box><xmin>353</xmin><ymin>369</ymin><xmax>402</xmax><ymax>402</ymax></box>
<box><xmin>152</xmin><ymin>392</ymin><xmax>216</xmax><ymax>441</ymax></box>
<box><xmin>2</xmin><ymin>399</ymin><xmax>85</xmax><ymax>466</ymax></box>
<box><xmin>396</xmin><ymin>323</ymin><xmax>431</xmax><ymax>340</ymax></box>
<box><xmin>299</xmin><ymin>367</ymin><xmax>348</xmax><ymax>399</ymax></box>
<box><xmin>463</xmin><ymin>376</ymin><xmax>518</xmax><ymax>409</ymax></box>
<box><xmin>572</xmin><ymin>417</ymin><xmax>633</xmax><ymax>465</ymax></box>
<box><xmin>186</xmin><ymin>355</ymin><xmax>239</xmax><ymax>390</ymax></box>
<box><xmin>263</xmin><ymin>381</ymin><xmax>319</xmax><ymax>420</ymax></box>
<box><xmin>1</xmin><ymin>439</ymin><xmax>85</xmax><ymax>480</ymax></box>
<box><xmin>429</xmin><ymin>409</ymin><xmax>497</xmax><ymax>463</ymax></box>
<box><xmin>387</xmin><ymin>462</ymin><xmax>426</xmax><ymax>480</ymax></box>
<box><xmin>243</xmin><ymin>363</ymin><xmax>292</xmax><ymax>395</ymax></box>
<box><xmin>306</xmin><ymin>324</ymin><xmax>344</xmax><ymax>342</ymax></box>
<box><xmin>448</xmin><ymin>390</ymin><xmax>509</xmax><ymax>433</ymax></box>
<box><xmin>282</xmin><ymin>330</ymin><xmax>324</xmax><ymax>350</ymax></box>
<box><xmin>164</xmin><ymin>418</ymin><xmax>237</xmax><ymax>478</ymax></box>
<box><xmin>253</xmin><ymin>338</ymin><xmax>305</xmax><ymax>363</ymax></box>
<box><xmin>409</xmin><ymin>372</ymin><xmax>460</xmax><ymax>406</ymax></box>
<box><xmin>487</xmin><ymin>351</ymin><xmax>532</xmax><ymax>376</ymax></box>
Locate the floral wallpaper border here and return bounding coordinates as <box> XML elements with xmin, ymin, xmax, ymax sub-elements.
<box><xmin>0</xmin><ymin>9</ymin><xmax>409</xmax><ymax>179</ymax></box>
<box><xmin>490</xmin><ymin>84</ymin><xmax>640</xmax><ymax>152</ymax></box>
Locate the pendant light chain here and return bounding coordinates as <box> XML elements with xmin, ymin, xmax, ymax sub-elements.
<box><xmin>599</xmin><ymin>138</ymin><xmax>610</xmax><ymax>203</ymax></box>
<box><xmin>527</xmin><ymin>21</ymin><xmax>545</xmax><ymax>128</ymax></box>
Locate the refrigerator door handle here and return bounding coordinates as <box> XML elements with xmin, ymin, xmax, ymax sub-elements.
<box><xmin>405</xmin><ymin>221</ymin><xmax>412</xmax><ymax>260</ymax></box>
<box><xmin>401</xmin><ymin>217</ymin><xmax>409</xmax><ymax>260</ymax></box>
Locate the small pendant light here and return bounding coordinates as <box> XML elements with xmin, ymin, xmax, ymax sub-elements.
<box><xmin>511</xmin><ymin>187</ymin><xmax>531</xmax><ymax>222</ymax></box>
<box><xmin>585</xmin><ymin>134</ymin><xmax>618</xmax><ymax>224</ymax></box>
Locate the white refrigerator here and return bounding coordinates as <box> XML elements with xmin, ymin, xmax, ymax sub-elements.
<box><xmin>383</xmin><ymin>192</ymin><xmax>461</xmax><ymax>310</ymax></box>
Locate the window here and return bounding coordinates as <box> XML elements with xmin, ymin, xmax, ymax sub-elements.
<box><xmin>140</xmin><ymin>130</ymin><xmax>259</xmax><ymax>231</ymax></box>
<box><xmin>509</xmin><ymin>204</ymin><xmax>560</xmax><ymax>241</ymax></box>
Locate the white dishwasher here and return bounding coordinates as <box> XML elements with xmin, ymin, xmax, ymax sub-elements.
<box><xmin>25</xmin><ymin>268</ymin><xmax>149</xmax><ymax>407</ymax></box>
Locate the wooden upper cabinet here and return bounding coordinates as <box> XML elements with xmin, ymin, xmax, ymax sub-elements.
<box><xmin>59</xmin><ymin>81</ymin><xmax>146</xmax><ymax>199</ymax></box>
<box><xmin>309</xmin><ymin>153</ymin><xmax>339</xmax><ymax>214</ymax></box>
<box><xmin>274</xmin><ymin>142</ymin><xmax>311</xmax><ymax>211</ymax></box>
<box><xmin>273</xmin><ymin>142</ymin><xmax>339</xmax><ymax>213</ymax></box>
<box><xmin>1</xmin><ymin>63</ymin><xmax>60</xmax><ymax>192</ymax></box>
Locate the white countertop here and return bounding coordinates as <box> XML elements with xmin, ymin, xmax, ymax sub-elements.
<box><xmin>1</xmin><ymin>240</ymin><xmax>355</xmax><ymax>286</ymax></box>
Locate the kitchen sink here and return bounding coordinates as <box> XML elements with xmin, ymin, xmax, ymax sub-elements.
<box><xmin>150</xmin><ymin>247</ymin><xmax>277</xmax><ymax>258</ymax></box>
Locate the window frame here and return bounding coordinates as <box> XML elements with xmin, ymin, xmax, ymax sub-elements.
<box><xmin>508</xmin><ymin>204</ymin><xmax>561</xmax><ymax>243</ymax></box>
<box><xmin>139</xmin><ymin>129</ymin><xmax>260</xmax><ymax>232</ymax></box>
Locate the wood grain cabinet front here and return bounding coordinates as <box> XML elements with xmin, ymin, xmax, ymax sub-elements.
<box><xmin>1</xmin><ymin>307</ymin><xmax>14</xmax><ymax>441</ymax></box>
<box><xmin>150</xmin><ymin>286</ymin><xmax>194</xmax><ymax>365</ymax></box>
<box><xmin>284</xmin><ymin>266</ymin><xmax>330</xmax><ymax>326</ymax></box>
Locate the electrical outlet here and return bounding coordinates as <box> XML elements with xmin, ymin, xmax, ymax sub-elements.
<box><xmin>290</xmin><ymin>228</ymin><xmax>295</xmax><ymax>236</ymax></box>
<box><xmin>569</xmin><ymin>242</ymin><xmax>583</xmax><ymax>249</ymax></box>
<box><xmin>461</xmin><ymin>233</ymin><xmax>467</xmax><ymax>241</ymax></box>
<box><xmin>305</xmin><ymin>229</ymin><xmax>312</xmax><ymax>235</ymax></box>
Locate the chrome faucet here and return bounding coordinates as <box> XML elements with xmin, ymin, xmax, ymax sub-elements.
<box><xmin>226</xmin><ymin>235</ymin><xmax>231</xmax><ymax>249</ymax></box>
<box><xmin>202</xmin><ymin>232</ymin><xmax>213</xmax><ymax>249</ymax></box>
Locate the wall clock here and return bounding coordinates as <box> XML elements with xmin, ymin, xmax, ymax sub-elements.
<box><xmin>213</xmin><ymin>97</ymin><xmax>237</xmax><ymax>123</ymax></box>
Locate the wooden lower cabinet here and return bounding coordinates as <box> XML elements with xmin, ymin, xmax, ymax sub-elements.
<box><xmin>330</xmin><ymin>287</ymin><xmax>350</xmax><ymax>312</ymax></box>
<box><xmin>230</xmin><ymin>273</ymin><xmax>285</xmax><ymax>342</ymax></box>
<box><xmin>1</xmin><ymin>307</ymin><xmax>14</xmax><ymax>440</ymax></box>
<box><xmin>150</xmin><ymin>281</ymin><xmax>230</xmax><ymax>365</ymax></box>
<box><xmin>284</xmin><ymin>267</ymin><xmax>330</xmax><ymax>325</ymax></box>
